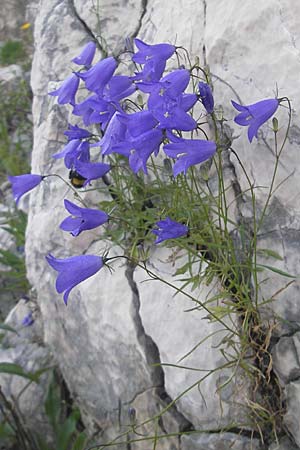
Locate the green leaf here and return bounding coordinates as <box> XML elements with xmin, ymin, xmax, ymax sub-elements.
<box><xmin>44</xmin><ymin>373</ymin><xmax>61</xmax><ymax>432</ymax></box>
<box><xmin>0</xmin><ymin>362</ymin><xmax>39</xmax><ymax>381</ymax></box>
<box><xmin>256</xmin><ymin>264</ymin><xmax>297</xmax><ymax>279</ymax></box>
<box><xmin>0</xmin><ymin>421</ymin><xmax>15</xmax><ymax>439</ymax></box>
<box><xmin>72</xmin><ymin>432</ymin><xmax>88</xmax><ymax>450</ymax></box>
<box><xmin>0</xmin><ymin>323</ymin><xmax>18</xmax><ymax>334</ymax></box>
<box><xmin>257</xmin><ymin>248</ymin><xmax>283</xmax><ymax>261</ymax></box>
<box><xmin>57</xmin><ymin>409</ymin><xmax>80</xmax><ymax>450</ymax></box>
<box><xmin>174</xmin><ymin>262</ymin><xmax>191</xmax><ymax>276</ymax></box>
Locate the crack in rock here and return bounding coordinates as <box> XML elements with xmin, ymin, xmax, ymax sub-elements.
<box><xmin>125</xmin><ymin>262</ymin><xmax>193</xmax><ymax>437</ymax></box>
<box><xmin>68</xmin><ymin>0</ymin><xmax>106</xmax><ymax>54</ymax></box>
<box><xmin>202</xmin><ymin>0</ymin><xmax>207</xmax><ymax>64</ymax></box>
<box><xmin>131</xmin><ymin>0</ymin><xmax>148</xmax><ymax>40</ymax></box>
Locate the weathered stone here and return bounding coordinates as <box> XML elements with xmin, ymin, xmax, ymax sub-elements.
<box><xmin>0</xmin><ymin>64</ymin><xmax>23</xmax><ymax>85</ymax></box>
<box><xmin>24</xmin><ymin>0</ymin><xmax>300</xmax><ymax>447</ymax></box>
<box><xmin>284</xmin><ymin>380</ymin><xmax>300</xmax><ymax>447</ymax></box>
<box><xmin>181</xmin><ymin>432</ymin><xmax>261</xmax><ymax>450</ymax></box>
<box><xmin>269</xmin><ymin>436</ymin><xmax>299</xmax><ymax>450</ymax></box>
<box><xmin>135</xmin><ymin>250</ymin><xmax>246</xmax><ymax>430</ymax></box>
<box><xmin>0</xmin><ymin>298</ymin><xmax>52</xmax><ymax>437</ymax></box>
<box><xmin>272</xmin><ymin>333</ymin><xmax>300</xmax><ymax>384</ymax></box>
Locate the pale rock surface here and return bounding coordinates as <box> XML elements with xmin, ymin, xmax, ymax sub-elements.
<box><xmin>284</xmin><ymin>380</ymin><xmax>300</xmax><ymax>447</ymax></box>
<box><xmin>0</xmin><ymin>298</ymin><xmax>53</xmax><ymax>436</ymax></box>
<box><xmin>269</xmin><ymin>436</ymin><xmax>299</xmax><ymax>450</ymax></box>
<box><xmin>0</xmin><ymin>64</ymin><xmax>23</xmax><ymax>85</ymax></box>
<box><xmin>23</xmin><ymin>0</ymin><xmax>300</xmax><ymax>448</ymax></box>
<box><xmin>181</xmin><ymin>432</ymin><xmax>261</xmax><ymax>450</ymax></box>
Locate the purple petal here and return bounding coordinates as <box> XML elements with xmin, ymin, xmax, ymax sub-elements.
<box><xmin>72</xmin><ymin>41</ymin><xmax>96</xmax><ymax>66</ymax></box>
<box><xmin>74</xmin><ymin>160</ymin><xmax>111</xmax><ymax>184</ymax></box>
<box><xmin>8</xmin><ymin>174</ymin><xmax>43</xmax><ymax>205</ymax></box>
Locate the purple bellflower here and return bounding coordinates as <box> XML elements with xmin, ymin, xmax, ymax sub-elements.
<box><xmin>141</xmin><ymin>69</ymin><xmax>197</xmax><ymax>131</ymax></box>
<box><xmin>132</xmin><ymin>39</ymin><xmax>176</xmax><ymax>64</ymax></box>
<box><xmin>72</xmin><ymin>41</ymin><xmax>96</xmax><ymax>67</ymax></box>
<box><xmin>102</xmin><ymin>75</ymin><xmax>136</xmax><ymax>102</ymax></box>
<box><xmin>112</xmin><ymin>128</ymin><xmax>163</xmax><ymax>174</ymax></box>
<box><xmin>74</xmin><ymin>160</ymin><xmax>111</xmax><ymax>185</ymax></box>
<box><xmin>46</xmin><ymin>254</ymin><xmax>104</xmax><ymax>305</ymax></box>
<box><xmin>117</xmin><ymin>110</ymin><xmax>158</xmax><ymax>138</ymax></box>
<box><xmin>164</xmin><ymin>134</ymin><xmax>216</xmax><ymax>177</ymax></box>
<box><xmin>152</xmin><ymin>217</ymin><xmax>188</xmax><ymax>244</ymax></box>
<box><xmin>96</xmin><ymin>112</ymin><xmax>127</xmax><ymax>155</ymax></box>
<box><xmin>198</xmin><ymin>82</ymin><xmax>214</xmax><ymax>114</ymax></box>
<box><xmin>8</xmin><ymin>174</ymin><xmax>44</xmax><ymax>205</ymax></box>
<box><xmin>49</xmin><ymin>73</ymin><xmax>79</xmax><ymax>106</ymax></box>
<box><xmin>132</xmin><ymin>39</ymin><xmax>175</xmax><ymax>82</ymax></box>
<box><xmin>77</xmin><ymin>56</ymin><xmax>117</xmax><ymax>94</ymax></box>
<box><xmin>73</xmin><ymin>94</ymin><xmax>117</xmax><ymax>129</ymax></box>
<box><xmin>232</xmin><ymin>98</ymin><xmax>279</xmax><ymax>143</ymax></box>
<box><xmin>52</xmin><ymin>140</ymin><xmax>90</xmax><ymax>169</ymax></box>
<box><xmin>22</xmin><ymin>311</ymin><xmax>34</xmax><ymax>327</ymax></box>
<box><xmin>64</xmin><ymin>124</ymin><xmax>91</xmax><ymax>141</ymax></box>
<box><xmin>60</xmin><ymin>199</ymin><xmax>108</xmax><ymax>236</ymax></box>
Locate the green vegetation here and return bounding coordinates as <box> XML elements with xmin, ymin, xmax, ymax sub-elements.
<box><xmin>0</xmin><ymin>40</ymin><xmax>26</xmax><ymax>66</ymax></box>
<box><xmin>0</xmin><ymin>79</ymin><xmax>32</xmax><ymax>181</ymax></box>
<box><xmin>0</xmin><ymin>365</ymin><xmax>89</xmax><ymax>450</ymax></box>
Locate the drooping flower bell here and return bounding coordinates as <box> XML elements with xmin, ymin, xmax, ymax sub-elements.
<box><xmin>72</xmin><ymin>41</ymin><xmax>97</xmax><ymax>67</ymax></box>
<box><xmin>46</xmin><ymin>254</ymin><xmax>104</xmax><ymax>305</ymax></box>
<box><xmin>8</xmin><ymin>174</ymin><xmax>44</xmax><ymax>205</ymax></box>
<box><xmin>64</xmin><ymin>124</ymin><xmax>91</xmax><ymax>141</ymax></box>
<box><xmin>74</xmin><ymin>160</ymin><xmax>111</xmax><ymax>185</ymax></box>
<box><xmin>76</xmin><ymin>56</ymin><xmax>117</xmax><ymax>94</ymax></box>
<box><xmin>49</xmin><ymin>73</ymin><xmax>80</xmax><ymax>106</ymax></box>
<box><xmin>60</xmin><ymin>199</ymin><xmax>108</xmax><ymax>236</ymax></box>
<box><xmin>163</xmin><ymin>134</ymin><xmax>216</xmax><ymax>177</ymax></box>
<box><xmin>198</xmin><ymin>82</ymin><xmax>214</xmax><ymax>114</ymax></box>
<box><xmin>152</xmin><ymin>217</ymin><xmax>188</xmax><ymax>244</ymax></box>
<box><xmin>232</xmin><ymin>98</ymin><xmax>279</xmax><ymax>142</ymax></box>
<box><xmin>132</xmin><ymin>38</ymin><xmax>176</xmax><ymax>82</ymax></box>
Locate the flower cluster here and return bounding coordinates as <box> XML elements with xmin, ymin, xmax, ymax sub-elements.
<box><xmin>8</xmin><ymin>39</ymin><xmax>281</xmax><ymax>304</ymax></box>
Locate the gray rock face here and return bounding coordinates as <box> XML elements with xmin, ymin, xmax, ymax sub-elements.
<box><xmin>0</xmin><ymin>298</ymin><xmax>53</xmax><ymax>437</ymax></box>
<box><xmin>181</xmin><ymin>433</ymin><xmax>261</xmax><ymax>450</ymax></box>
<box><xmin>23</xmin><ymin>0</ymin><xmax>300</xmax><ymax>448</ymax></box>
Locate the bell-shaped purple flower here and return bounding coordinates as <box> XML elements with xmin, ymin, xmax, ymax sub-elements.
<box><xmin>60</xmin><ymin>199</ymin><xmax>108</xmax><ymax>236</ymax></box>
<box><xmin>52</xmin><ymin>140</ymin><xmax>90</xmax><ymax>169</ymax></box>
<box><xmin>232</xmin><ymin>98</ymin><xmax>279</xmax><ymax>143</ymax></box>
<box><xmin>142</xmin><ymin>69</ymin><xmax>197</xmax><ymax>131</ymax></box>
<box><xmin>49</xmin><ymin>73</ymin><xmax>80</xmax><ymax>106</ymax></box>
<box><xmin>102</xmin><ymin>75</ymin><xmax>136</xmax><ymax>102</ymax></box>
<box><xmin>132</xmin><ymin>39</ymin><xmax>176</xmax><ymax>65</ymax></box>
<box><xmin>21</xmin><ymin>311</ymin><xmax>34</xmax><ymax>327</ymax></box>
<box><xmin>163</xmin><ymin>134</ymin><xmax>216</xmax><ymax>177</ymax></box>
<box><xmin>76</xmin><ymin>56</ymin><xmax>117</xmax><ymax>93</ymax></box>
<box><xmin>152</xmin><ymin>217</ymin><xmax>188</xmax><ymax>244</ymax></box>
<box><xmin>64</xmin><ymin>124</ymin><xmax>91</xmax><ymax>141</ymax></box>
<box><xmin>46</xmin><ymin>253</ymin><xmax>104</xmax><ymax>305</ymax></box>
<box><xmin>198</xmin><ymin>82</ymin><xmax>214</xmax><ymax>114</ymax></box>
<box><xmin>117</xmin><ymin>110</ymin><xmax>158</xmax><ymax>138</ymax></box>
<box><xmin>73</xmin><ymin>94</ymin><xmax>117</xmax><ymax>129</ymax></box>
<box><xmin>8</xmin><ymin>174</ymin><xmax>44</xmax><ymax>205</ymax></box>
<box><xmin>72</xmin><ymin>41</ymin><xmax>96</xmax><ymax>67</ymax></box>
<box><xmin>113</xmin><ymin>128</ymin><xmax>163</xmax><ymax>174</ymax></box>
<box><xmin>74</xmin><ymin>160</ymin><xmax>111</xmax><ymax>185</ymax></box>
<box><xmin>132</xmin><ymin>39</ymin><xmax>175</xmax><ymax>82</ymax></box>
<box><xmin>95</xmin><ymin>112</ymin><xmax>126</xmax><ymax>155</ymax></box>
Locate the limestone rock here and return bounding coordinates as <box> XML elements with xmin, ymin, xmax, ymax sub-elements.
<box><xmin>284</xmin><ymin>381</ymin><xmax>300</xmax><ymax>447</ymax></box>
<box><xmin>0</xmin><ymin>298</ymin><xmax>53</xmax><ymax>437</ymax></box>
<box><xmin>269</xmin><ymin>436</ymin><xmax>299</xmax><ymax>450</ymax></box>
<box><xmin>181</xmin><ymin>432</ymin><xmax>261</xmax><ymax>450</ymax></box>
<box><xmin>25</xmin><ymin>0</ymin><xmax>300</xmax><ymax>447</ymax></box>
<box><xmin>272</xmin><ymin>333</ymin><xmax>300</xmax><ymax>384</ymax></box>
